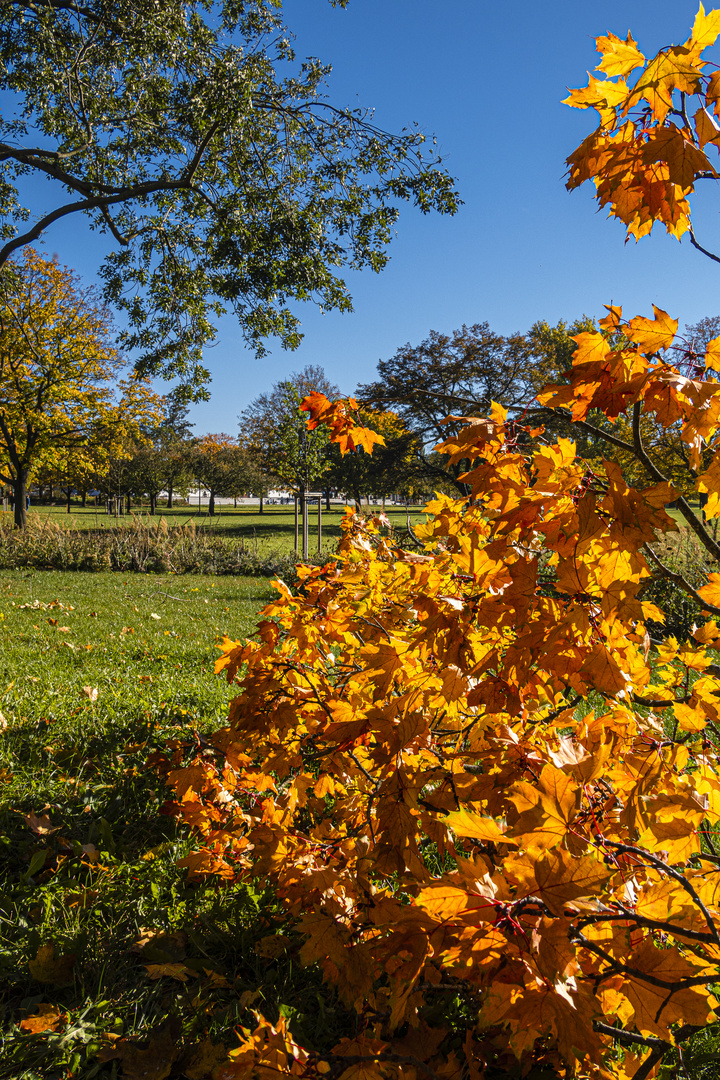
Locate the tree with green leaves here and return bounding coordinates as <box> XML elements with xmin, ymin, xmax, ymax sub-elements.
<box><xmin>0</xmin><ymin>0</ymin><xmax>459</xmax><ymax>394</ymax></box>
<box><xmin>240</xmin><ymin>365</ymin><xmax>340</xmax><ymax>511</ymax></box>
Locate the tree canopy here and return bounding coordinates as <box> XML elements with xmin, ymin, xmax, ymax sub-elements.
<box><xmin>0</xmin><ymin>0</ymin><xmax>459</xmax><ymax>393</ymax></box>
<box><xmin>240</xmin><ymin>365</ymin><xmax>340</xmax><ymax>497</ymax></box>
<box><xmin>0</xmin><ymin>247</ymin><xmax>159</xmax><ymax>527</ymax></box>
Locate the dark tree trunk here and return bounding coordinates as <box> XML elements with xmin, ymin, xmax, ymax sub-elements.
<box><xmin>208</xmin><ymin>490</ymin><xmax>215</xmax><ymax>516</ymax></box>
<box><xmin>12</xmin><ymin>468</ymin><xmax>29</xmax><ymax>529</ymax></box>
<box><xmin>66</xmin><ymin>487</ymin><xmax>71</xmax><ymax>513</ymax></box>
<box><xmin>324</xmin><ymin>487</ymin><xmax>331</xmax><ymax>512</ymax></box>
<box><xmin>126</xmin><ymin>492</ymin><xmax>131</xmax><ymax>514</ymax></box>
<box><xmin>167</xmin><ymin>481</ymin><xmax>173</xmax><ymax>509</ymax></box>
<box><xmin>81</xmin><ymin>490</ymin><xmax>87</xmax><ymax>507</ymax></box>
<box><xmin>259</xmin><ymin>494</ymin><xmax>264</xmax><ymax>514</ymax></box>
<box><xmin>149</xmin><ymin>493</ymin><xmax>156</xmax><ymax>515</ymax></box>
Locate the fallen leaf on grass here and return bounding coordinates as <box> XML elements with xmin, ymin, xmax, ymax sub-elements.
<box><xmin>131</xmin><ymin>928</ymin><xmax>187</xmax><ymax>961</ymax></box>
<box><xmin>150</xmin><ymin>613</ymin><xmax>161</xmax><ymax>620</ymax></box>
<box><xmin>28</xmin><ymin>944</ymin><xmax>76</xmax><ymax>985</ymax></box>
<box><xmin>80</xmin><ymin>843</ymin><xmax>100</xmax><ymax>863</ymax></box>
<box><xmin>82</xmin><ymin>686</ymin><xmax>98</xmax><ymax>702</ymax></box>
<box><xmin>97</xmin><ymin>1017</ymin><xmax>181</xmax><ymax>1080</ymax></box>
<box><xmin>0</xmin><ymin>711</ymin><xmax>6</xmax><ymax>730</ymax></box>
<box><xmin>255</xmin><ymin>934</ymin><xmax>290</xmax><ymax>959</ymax></box>
<box><xmin>143</xmin><ymin>962</ymin><xmax>192</xmax><ymax>982</ymax></box>
<box><xmin>138</xmin><ymin>675</ymin><xmax>153</xmax><ymax>684</ymax></box>
<box><xmin>24</xmin><ymin>811</ymin><xmax>60</xmax><ymax>836</ymax></box>
<box><xmin>65</xmin><ymin>889</ymin><xmax>99</xmax><ymax>909</ymax></box>
<box><xmin>19</xmin><ymin>1004</ymin><xmax>63</xmax><ymax>1033</ymax></box>
<box><xmin>182</xmin><ymin>1038</ymin><xmax>228</xmax><ymax>1080</ymax></box>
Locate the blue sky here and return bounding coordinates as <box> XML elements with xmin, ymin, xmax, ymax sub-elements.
<box><xmin>20</xmin><ymin>0</ymin><xmax>720</xmax><ymax>433</ymax></box>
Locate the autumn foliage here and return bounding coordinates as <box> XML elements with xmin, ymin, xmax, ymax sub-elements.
<box><xmin>150</xmin><ymin>9</ymin><xmax>720</xmax><ymax>1080</ymax></box>
<box><xmin>565</xmin><ymin>4</ymin><xmax>720</xmax><ymax>247</ymax></box>
<box><xmin>153</xmin><ymin>301</ymin><xmax>720</xmax><ymax>1080</ymax></box>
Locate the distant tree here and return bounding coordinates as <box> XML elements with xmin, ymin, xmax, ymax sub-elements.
<box><xmin>328</xmin><ymin>408</ymin><xmax>418</xmax><ymax>511</ymax></box>
<box><xmin>189</xmin><ymin>434</ymin><xmax>252</xmax><ymax>516</ymax></box>
<box><xmin>240</xmin><ymin>366</ymin><xmax>340</xmax><ymax>511</ymax></box>
<box><xmin>0</xmin><ymin>0</ymin><xmax>459</xmax><ymax>393</ymax></box>
<box><xmin>0</xmin><ymin>249</ymin><xmax>159</xmax><ymax>527</ymax></box>
<box><xmin>150</xmin><ymin>391</ymin><xmax>195</xmax><ymax>508</ymax></box>
<box><xmin>359</xmin><ymin>324</ymin><xmax>540</xmax><ymax>492</ymax></box>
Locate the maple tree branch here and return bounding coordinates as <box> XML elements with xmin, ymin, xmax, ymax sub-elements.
<box><xmin>688</xmin><ymin>224</ymin><xmax>720</xmax><ymax>267</ymax></box>
<box><xmin>631</xmin><ymin>401</ymin><xmax>720</xmax><ymax>564</ymax></box>
<box><xmin>643</xmin><ymin>542</ymin><xmax>720</xmax><ymax>617</ymax></box>
<box><xmin>571</xmin><ymin>416</ymin><xmax>636</xmax><ymax>456</ymax></box>
<box><xmin>602</xmin><ymin>840</ymin><xmax>720</xmax><ymax>946</ymax></box>
<box><xmin>592</xmin><ymin>1021</ymin><xmax>669</xmax><ymax>1052</ymax></box>
<box><xmin>576</xmin><ymin>908</ymin><xmax>718</xmax><ymax>945</ymax></box>
<box><xmin>573</xmin><ymin>929</ymin><xmax>717</xmax><ymax>989</ymax></box>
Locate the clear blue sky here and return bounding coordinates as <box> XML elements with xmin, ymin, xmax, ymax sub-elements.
<box><xmin>23</xmin><ymin>0</ymin><xmax>720</xmax><ymax>433</ymax></box>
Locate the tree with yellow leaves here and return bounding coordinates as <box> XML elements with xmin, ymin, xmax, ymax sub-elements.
<box><xmin>0</xmin><ymin>249</ymin><xmax>160</xmax><ymax>527</ymax></box>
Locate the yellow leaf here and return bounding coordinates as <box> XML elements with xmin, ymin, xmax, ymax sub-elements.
<box><xmin>443</xmin><ymin>808</ymin><xmax>517</xmax><ymax>844</ymax></box>
<box><xmin>625</xmin><ymin>306</ymin><xmax>679</xmax><ymax>352</ymax></box>
<box><xmin>692</xmin><ymin>2</ymin><xmax>720</xmax><ymax>48</ymax></box>
<box><xmin>673</xmin><ymin>700</ymin><xmax>708</xmax><ymax>732</ymax></box>
<box><xmin>595</xmin><ymin>31</ymin><xmax>645</xmax><ymax>77</ymax></box>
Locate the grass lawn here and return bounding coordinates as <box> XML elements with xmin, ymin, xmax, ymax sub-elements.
<box><xmin>0</xmin><ymin>570</ymin><xmax>350</xmax><ymax>1079</ymax></box>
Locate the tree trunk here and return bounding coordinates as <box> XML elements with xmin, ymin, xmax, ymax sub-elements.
<box><xmin>126</xmin><ymin>492</ymin><xmax>131</xmax><ymax>514</ymax></box>
<box><xmin>12</xmin><ymin>469</ymin><xmax>29</xmax><ymax>529</ymax></box>
<box><xmin>167</xmin><ymin>481</ymin><xmax>173</xmax><ymax>509</ymax></box>
<box><xmin>150</xmin><ymin>493</ymin><xmax>156</xmax><ymax>515</ymax></box>
<box><xmin>324</xmin><ymin>487</ymin><xmax>331</xmax><ymax>512</ymax></box>
<box><xmin>81</xmin><ymin>490</ymin><xmax>87</xmax><ymax>507</ymax></box>
<box><xmin>66</xmin><ymin>487</ymin><xmax>71</xmax><ymax>513</ymax></box>
<box><xmin>209</xmin><ymin>490</ymin><xmax>215</xmax><ymax>516</ymax></box>
<box><xmin>259</xmin><ymin>494</ymin><xmax>264</xmax><ymax>514</ymax></box>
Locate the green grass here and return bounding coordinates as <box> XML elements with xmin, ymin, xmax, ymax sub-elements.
<box><xmin>0</xmin><ymin>570</ymin><xmax>353</xmax><ymax>1079</ymax></box>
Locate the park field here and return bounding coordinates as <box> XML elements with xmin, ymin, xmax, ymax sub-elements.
<box><xmin>2</xmin><ymin>503</ymin><xmax>428</xmax><ymax>558</ymax></box>
<box><xmin>0</xmin><ymin>570</ymin><xmax>351</xmax><ymax>1079</ymax></box>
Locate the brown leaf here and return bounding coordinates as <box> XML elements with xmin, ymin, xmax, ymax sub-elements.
<box><xmin>182</xmin><ymin>1038</ymin><xmax>228</xmax><ymax>1079</ymax></box>
<box><xmin>104</xmin><ymin>1017</ymin><xmax>182</xmax><ymax>1080</ymax></box>
<box><xmin>143</xmin><ymin>962</ymin><xmax>192</xmax><ymax>982</ymax></box>
<box><xmin>28</xmin><ymin>944</ymin><xmax>76</xmax><ymax>985</ymax></box>
<box><xmin>24</xmin><ymin>811</ymin><xmax>60</xmax><ymax>836</ymax></box>
<box><xmin>82</xmin><ymin>686</ymin><xmax>98</xmax><ymax>702</ymax></box>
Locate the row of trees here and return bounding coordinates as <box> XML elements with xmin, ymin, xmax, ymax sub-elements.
<box><xmin>4</xmin><ymin>248</ymin><xmax>719</xmax><ymax>529</ymax></box>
